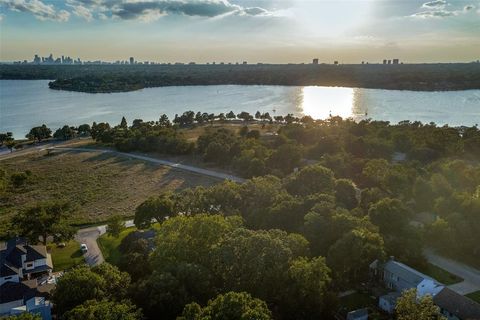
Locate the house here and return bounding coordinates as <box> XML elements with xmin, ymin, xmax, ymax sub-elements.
<box><xmin>371</xmin><ymin>257</ymin><xmax>445</xmax><ymax>314</ymax></box>
<box><xmin>346</xmin><ymin>308</ymin><xmax>368</xmax><ymax>320</ymax></box>
<box><xmin>380</xmin><ymin>258</ymin><xmax>438</xmax><ymax>292</ymax></box>
<box><xmin>1</xmin><ymin>238</ymin><xmax>53</xmax><ymax>285</ymax></box>
<box><xmin>378</xmin><ymin>292</ymin><xmax>400</xmax><ymax>314</ymax></box>
<box><xmin>0</xmin><ymin>279</ymin><xmax>54</xmax><ymax>320</ymax></box>
<box><xmin>0</xmin><ymin>239</ymin><xmax>54</xmax><ymax>320</ymax></box>
<box><xmin>433</xmin><ymin>287</ymin><xmax>480</xmax><ymax>320</ymax></box>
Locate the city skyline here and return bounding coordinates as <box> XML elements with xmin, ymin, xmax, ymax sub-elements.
<box><xmin>0</xmin><ymin>0</ymin><xmax>480</xmax><ymax>63</ymax></box>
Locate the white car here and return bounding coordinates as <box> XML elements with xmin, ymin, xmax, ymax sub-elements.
<box><xmin>80</xmin><ymin>243</ymin><xmax>88</xmax><ymax>253</ymax></box>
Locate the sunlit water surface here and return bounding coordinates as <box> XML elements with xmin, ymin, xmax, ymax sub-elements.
<box><xmin>1</xmin><ymin>80</ymin><xmax>479</xmax><ymax>138</ymax></box>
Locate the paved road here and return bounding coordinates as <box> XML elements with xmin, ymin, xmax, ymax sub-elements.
<box><xmin>425</xmin><ymin>249</ymin><xmax>480</xmax><ymax>295</ymax></box>
<box><xmin>54</xmin><ymin>147</ymin><xmax>245</xmax><ymax>183</ymax></box>
<box><xmin>75</xmin><ymin>220</ymin><xmax>134</xmax><ymax>266</ymax></box>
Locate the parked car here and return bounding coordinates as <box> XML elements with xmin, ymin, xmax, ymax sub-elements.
<box><xmin>80</xmin><ymin>243</ymin><xmax>88</xmax><ymax>252</ymax></box>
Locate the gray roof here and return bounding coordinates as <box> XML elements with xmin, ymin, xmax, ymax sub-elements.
<box><xmin>347</xmin><ymin>308</ymin><xmax>368</xmax><ymax>320</ymax></box>
<box><xmin>380</xmin><ymin>292</ymin><xmax>401</xmax><ymax>304</ymax></box>
<box><xmin>383</xmin><ymin>260</ymin><xmax>433</xmax><ymax>286</ymax></box>
<box><xmin>1</xmin><ymin>238</ymin><xmax>50</xmax><ymax>277</ymax></box>
<box><xmin>434</xmin><ymin>288</ymin><xmax>480</xmax><ymax>320</ymax></box>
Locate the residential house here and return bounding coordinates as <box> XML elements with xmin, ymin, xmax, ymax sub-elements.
<box><xmin>371</xmin><ymin>258</ymin><xmax>480</xmax><ymax>320</ymax></box>
<box><xmin>433</xmin><ymin>287</ymin><xmax>480</xmax><ymax>320</ymax></box>
<box><xmin>1</xmin><ymin>238</ymin><xmax>53</xmax><ymax>285</ymax></box>
<box><xmin>0</xmin><ymin>238</ymin><xmax>54</xmax><ymax>320</ymax></box>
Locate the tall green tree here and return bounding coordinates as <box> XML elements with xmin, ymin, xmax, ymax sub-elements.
<box><xmin>134</xmin><ymin>193</ymin><xmax>175</xmax><ymax>229</ymax></box>
<box><xmin>395</xmin><ymin>289</ymin><xmax>445</xmax><ymax>320</ymax></box>
<box><xmin>179</xmin><ymin>291</ymin><xmax>272</xmax><ymax>320</ymax></box>
<box><xmin>63</xmin><ymin>299</ymin><xmax>142</xmax><ymax>320</ymax></box>
<box><xmin>106</xmin><ymin>215</ymin><xmax>125</xmax><ymax>238</ymax></box>
<box><xmin>12</xmin><ymin>201</ymin><xmax>75</xmax><ymax>245</ymax></box>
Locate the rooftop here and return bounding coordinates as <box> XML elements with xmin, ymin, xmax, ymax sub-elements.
<box><xmin>433</xmin><ymin>287</ymin><xmax>480</xmax><ymax>320</ymax></box>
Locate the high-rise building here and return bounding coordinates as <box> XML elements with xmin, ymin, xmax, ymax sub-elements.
<box><xmin>129</xmin><ymin>57</ymin><xmax>134</xmax><ymax>65</ymax></box>
<box><xmin>33</xmin><ymin>54</ymin><xmax>41</xmax><ymax>64</ymax></box>
<box><xmin>334</xmin><ymin>61</ymin><xmax>338</xmax><ymax>65</ymax></box>
<box><xmin>312</xmin><ymin>58</ymin><xmax>319</xmax><ymax>65</ymax></box>
<box><xmin>383</xmin><ymin>59</ymin><xmax>387</xmax><ymax>64</ymax></box>
<box><xmin>393</xmin><ymin>59</ymin><xmax>399</xmax><ymax>64</ymax></box>
<box><xmin>388</xmin><ymin>60</ymin><xmax>392</xmax><ymax>64</ymax></box>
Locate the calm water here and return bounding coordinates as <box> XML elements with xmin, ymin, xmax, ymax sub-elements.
<box><xmin>1</xmin><ymin>80</ymin><xmax>479</xmax><ymax>138</ymax></box>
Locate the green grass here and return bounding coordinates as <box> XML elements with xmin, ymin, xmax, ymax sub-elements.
<box><xmin>0</xmin><ymin>149</ymin><xmax>217</xmax><ymax>225</ymax></box>
<box><xmin>49</xmin><ymin>241</ymin><xmax>84</xmax><ymax>272</ymax></box>
<box><xmin>466</xmin><ymin>291</ymin><xmax>480</xmax><ymax>303</ymax></box>
<box><xmin>416</xmin><ymin>263</ymin><xmax>463</xmax><ymax>285</ymax></box>
<box><xmin>97</xmin><ymin>227</ymin><xmax>136</xmax><ymax>266</ymax></box>
<box><xmin>339</xmin><ymin>292</ymin><xmax>376</xmax><ymax>312</ymax></box>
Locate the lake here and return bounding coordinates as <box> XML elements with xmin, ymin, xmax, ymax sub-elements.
<box><xmin>1</xmin><ymin>80</ymin><xmax>479</xmax><ymax>138</ymax></box>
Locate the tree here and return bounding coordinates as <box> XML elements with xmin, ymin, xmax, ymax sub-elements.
<box><xmin>335</xmin><ymin>179</ymin><xmax>358</xmax><ymax>209</ymax></box>
<box><xmin>368</xmin><ymin>198</ymin><xmax>411</xmax><ymax>236</ymax></box>
<box><xmin>226</xmin><ymin>111</ymin><xmax>236</xmax><ymax>120</ymax></box>
<box><xmin>52</xmin><ymin>265</ymin><xmax>106</xmax><ymax>315</ymax></box>
<box><xmin>159</xmin><ymin>114</ymin><xmax>171</xmax><ymax>127</ymax></box>
<box><xmin>52</xmin><ymin>263</ymin><xmax>130</xmax><ymax>316</ymax></box>
<box><xmin>0</xmin><ymin>132</ymin><xmax>13</xmax><ymax>146</ymax></box>
<box><xmin>267</xmin><ymin>143</ymin><xmax>302</xmax><ymax>175</ymax></box>
<box><xmin>179</xmin><ymin>292</ymin><xmax>272</xmax><ymax>320</ymax></box>
<box><xmin>395</xmin><ymin>289</ymin><xmax>445</xmax><ymax>320</ymax></box>
<box><xmin>106</xmin><ymin>215</ymin><xmax>125</xmax><ymax>238</ymax></box>
<box><xmin>285</xmin><ymin>165</ymin><xmax>335</xmax><ymax>196</ymax></box>
<box><xmin>26</xmin><ymin>124</ymin><xmax>51</xmax><ymax>142</ymax></box>
<box><xmin>327</xmin><ymin>228</ymin><xmax>385</xmax><ymax>284</ymax></box>
<box><xmin>120</xmin><ymin>116</ymin><xmax>128</xmax><ymax>129</ymax></box>
<box><xmin>53</xmin><ymin>125</ymin><xmax>76</xmax><ymax>140</ymax></box>
<box><xmin>63</xmin><ymin>299</ymin><xmax>142</xmax><ymax>320</ymax></box>
<box><xmin>12</xmin><ymin>201</ymin><xmax>75</xmax><ymax>245</ymax></box>
<box><xmin>134</xmin><ymin>193</ymin><xmax>175</xmax><ymax>229</ymax></box>
<box><xmin>77</xmin><ymin>124</ymin><xmax>91</xmax><ymax>136</ymax></box>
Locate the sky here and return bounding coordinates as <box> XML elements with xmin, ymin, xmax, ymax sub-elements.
<box><xmin>0</xmin><ymin>0</ymin><xmax>479</xmax><ymax>63</ymax></box>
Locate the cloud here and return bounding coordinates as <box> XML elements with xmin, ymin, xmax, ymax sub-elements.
<box><xmin>422</xmin><ymin>0</ymin><xmax>447</xmax><ymax>9</ymax></box>
<box><xmin>411</xmin><ymin>10</ymin><xmax>456</xmax><ymax>18</ymax></box>
<box><xmin>70</xmin><ymin>4</ymin><xmax>94</xmax><ymax>21</ymax></box>
<box><xmin>110</xmin><ymin>1</ymin><xmax>269</xmax><ymax>20</ymax></box>
<box><xmin>0</xmin><ymin>13</ymin><xmax>3</xmax><ymax>21</ymax></box>
<box><xmin>0</xmin><ymin>0</ymin><xmax>70</xmax><ymax>21</ymax></box>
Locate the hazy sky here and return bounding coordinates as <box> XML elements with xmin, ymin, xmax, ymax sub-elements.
<box><xmin>0</xmin><ymin>0</ymin><xmax>479</xmax><ymax>63</ymax></box>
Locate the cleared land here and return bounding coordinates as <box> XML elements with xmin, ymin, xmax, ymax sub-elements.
<box><xmin>0</xmin><ymin>150</ymin><xmax>217</xmax><ymax>224</ymax></box>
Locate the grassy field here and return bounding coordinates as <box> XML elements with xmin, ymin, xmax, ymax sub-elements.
<box><xmin>48</xmin><ymin>241</ymin><xmax>84</xmax><ymax>272</ymax></box>
<box><xmin>466</xmin><ymin>291</ymin><xmax>480</xmax><ymax>303</ymax></box>
<box><xmin>0</xmin><ymin>149</ymin><xmax>217</xmax><ymax>224</ymax></box>
<box><xmin>338</xmin><ymin>292</ymin><xmax>389</xmax><ymax>320</ymax></box>
<box><xmin>416</xmin><ymin>263</ymin><xmax>463</xmax><ymax>285</ymax></box>
<box><xmin>97</xmin><ymin>227</ymin><xmax>136</xmax><ymax>266</ymax></box>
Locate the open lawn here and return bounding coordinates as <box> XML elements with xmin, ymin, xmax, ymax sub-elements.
<box><xmin>416</xmin><ymin>263</ymin><xmax>463</xmax><ymax>285</ymax></box>
<box><xmin>0</xmin><ymin>150</ymin><xmax>217</xmax><ymax>225</ymax></box>
<box><xmin>466</xmin><ymin>291</ymin><xmax>480</xmax><ymax>304</ymax></box>
<box><xmin>48</xmin><ymin>240</ymin><xmax>84</xmax><ymax>272</ymax></box>
<box><xmin>97</xmin><ymin>227</ymin><xmax>136</xmax><ymax>266</ymax></box>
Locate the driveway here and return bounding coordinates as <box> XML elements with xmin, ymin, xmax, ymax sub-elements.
<box><xmin>425</xmin><ymin>248</ymin><xmax>480</xmax><ymax>295</ymax></box>
<box><xmin>54</xmin><ymin>147</ymin><xmax>245</xmax><ymax>183</ymax></box>
<box><xmin>75</xmin><ymin>220</ymin><xmax>134</xmax><ymax>266</ymax></box>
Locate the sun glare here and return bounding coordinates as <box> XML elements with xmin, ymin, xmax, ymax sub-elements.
<box><xmin>300</xmin><ymin>86</ymin><xmax>354</xmax><ymax>119</ymax></box>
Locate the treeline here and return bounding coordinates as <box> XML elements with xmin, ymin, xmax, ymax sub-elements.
<box><xmin>2</xmin><ymin>63</ymin><xmax>480</xmax><ymax>92</ymax></box>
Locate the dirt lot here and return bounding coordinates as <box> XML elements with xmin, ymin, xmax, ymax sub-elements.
<box><xmin>0</xmin><ymin>150</ymin><xmax>217</xmax><ymax>224</ymax></box>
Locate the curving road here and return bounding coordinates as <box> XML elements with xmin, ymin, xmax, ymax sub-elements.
<box><xmin>53</xmin><ymin>147</ymin><xmax>245</xmax><ymax>183</ymax></box>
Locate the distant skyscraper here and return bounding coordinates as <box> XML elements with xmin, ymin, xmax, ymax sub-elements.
<box><xmin>334</xmin><ymin>61</ymin><xmax>338</xmax><ymax>65</ymax></box>
<box><xmin>33</xmin><ymin>54</ymin><xmax>40</xmax><ymax>64</ymax></box>
<box><xmin>388</xmin><ymin>60</ymin><xmax>392</xmax><ymax>64</ymax></box>
<box><xmin>312</xmin><ymin>58</ymin><xmax>319</xmax><ymax>65</ymax></box>
<box><xmin>393</xmin><ymin>59</ymin><xmax>399</xmax><ymax>64</ymax></box>
<box><xmin>129</xmin><ymin>57</ymin><xmax>134</xmax><ymax>64</ymax></box>
<box><xmin>383</xmin><ymin>59</ymin><xmax>387</xmax><ymax>64</ymax></box>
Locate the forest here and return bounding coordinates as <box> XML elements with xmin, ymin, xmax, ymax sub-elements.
<box><xmin>2</xmin><ymin>113</ymin><xmax>479</xmax><ymax>319</ymax></box>
<box><xmin>1</xmin><ymin>63</ymin><xmax>480</xmax><ymax>93</ymax></box>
